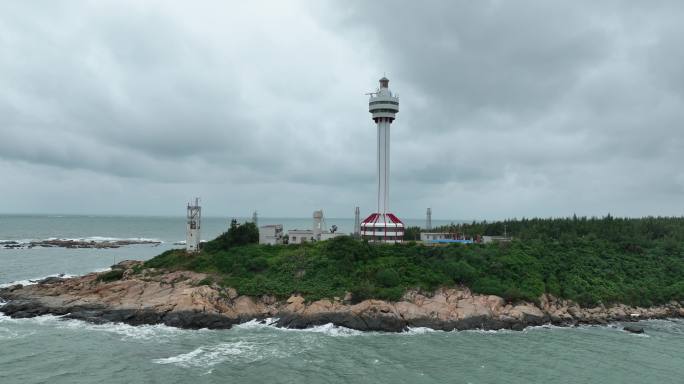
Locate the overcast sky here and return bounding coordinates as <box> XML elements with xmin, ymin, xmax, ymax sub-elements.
<box><xmin>1</xmin><ymin>1</ymin><xmax>683</xmax><ymax>220</ymax></box>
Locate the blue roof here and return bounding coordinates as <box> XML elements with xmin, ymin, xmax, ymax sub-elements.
<box><xmin>426</xmin><ymin>239</ymin><xmax>474</xmax><ymax>244</ymax></box>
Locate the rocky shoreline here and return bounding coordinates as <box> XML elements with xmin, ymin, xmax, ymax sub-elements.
<box><xmin>0</xmin><ymin>239</ymin><xmax>161</xmax><ymax>250</ymax></box>
<box><xmin>1</xmin><ymin>260</ymin><xmax>682</xmax><ymax>332</ymax></box>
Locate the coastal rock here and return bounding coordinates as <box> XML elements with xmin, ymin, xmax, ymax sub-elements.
<box><xmin>1</xmin><ymin>270</ymin><xmax>682</xmax><ymax>332</ymax></box>
<box><xmin>624</xmin><ymin>325</ymin><xmax>644</xmax><ymax>334</ymax></box>
<box><xmin>36</xmin><ymin>276</ymin><xmax>65</xmax><ymax>285</ymax></box>
<box><xmin>507</xmin><ymin>304</ymin><xmax>546</xmax><ymax>325</ymax></box>
<box><xmin>112</xmin><ymin>260</ymin><xmax>143</xmax><ymax>270</ymax></box>
<box><xmin>284</xmin><ymin>295</ymin><xmax>305</xmax><ymax>312</ymax></box>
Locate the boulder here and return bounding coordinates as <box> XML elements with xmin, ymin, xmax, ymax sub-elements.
<box><xmin>37</xmin><ymin>276</ymin><xmax>65</xmax><ymax>285</ymax></box>
<box><xmin>623</xmin><ymin>325</ymin><xmax>644</xmax><ymax>334</ymax></box>
<box><xmin>284</xmin><ymin>295</ymin><xmax>305</xmax><ymax>313</ymax></box>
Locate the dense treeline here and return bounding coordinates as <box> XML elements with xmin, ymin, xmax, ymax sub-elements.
<box><xmin>145</xmin><ymin>216</ymin><xmax>684</xmax><ymax>307</ymax></box>
<box><xmin>432</xmin><ymin>215</ymin><xmax>684</xmax><ymax>243</ymax></box>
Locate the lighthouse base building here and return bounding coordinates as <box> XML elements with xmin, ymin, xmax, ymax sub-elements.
<box><xmin>361</xmin><ymin>213</ymin><xmax>404</xmax><ymax>243</ymax></box>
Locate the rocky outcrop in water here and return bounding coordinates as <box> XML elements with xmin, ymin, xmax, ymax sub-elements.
<box><xmin>0</xmin><ymin>239</ymin><xmax>161</xmax><ymax>250</ymax></box>
<box><xmin>1</xmin><ymin>261</ymin><xmax>682</xmax><ymax>331</ymax></box>
<box><xmin>623</xmin><ymin>325</ymin><xmax>645</xmax><ymax>334</ymax></box>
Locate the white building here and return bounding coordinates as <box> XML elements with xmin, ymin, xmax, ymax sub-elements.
<box><xmin>420</xmin><ymin>232</ymin><xmax>474</xmax><ymax>244</ymax></box>
<box><xmin>288</xmin><ymin>229</ymin><xmax>314</xmax><ymax>244</ymax></box>
<box><xmin>420</xmin><ymin>232</ymin><xmax>449</xmax><ymax>242</ymax></box>
<box><xmin>259</xmin><ymin>224</ymin><xmax>284</xmax><ymax>245</ymax></box>
<box><xmin>273</xmin><ymin>210</ymin><xmax>345</xmax><ymax>244</ymax></box>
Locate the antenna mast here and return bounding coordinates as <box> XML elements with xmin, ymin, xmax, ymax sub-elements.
<box><xmin>186</xmin><ymin>197</ymin><xmax>201</xmax><ymax>253</ymax></box>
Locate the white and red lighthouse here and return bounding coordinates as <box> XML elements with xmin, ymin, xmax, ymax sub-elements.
<box><xmin>361</xmin><ymin>77</ymin><xmax>404</xmax><ymax>243</ymax></box>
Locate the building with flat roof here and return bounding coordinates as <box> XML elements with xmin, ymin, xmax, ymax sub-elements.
<box><xmin>420</xmin><ymin>232</ymin><xmax>476</xmax><ymax>245</ymax></box>
<box><xmin>259</xmin><ymin>224</ymin><xmax>284</xmax><ymax>245</ymax></box>
<box><xmin>288</xmin><ymin>229</ymin><xmax>314</xmax><ymax>244</ymax></box>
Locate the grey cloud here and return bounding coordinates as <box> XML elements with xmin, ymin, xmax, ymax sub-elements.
<box><xmin>1</xmin><ymin>1</ymin><xmax>683</xmax><ymax>219</ymax></box>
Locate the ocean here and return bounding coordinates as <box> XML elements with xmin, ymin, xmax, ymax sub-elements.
<box><xmin>1</xmin><ymin>215</ymin><xmax>683</xmax><ymax>383</ymax></box>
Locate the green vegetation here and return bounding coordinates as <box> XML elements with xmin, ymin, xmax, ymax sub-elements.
<box><xmin>97</xmin><ymin>269</ymin><xmax>124</xmax><ymax>282</ymax></box>
<box><xmin>195</xmin><ymin>277</ymin><xmax>214</xmax><ymax>286</ymax></box>
<box><xmin>202</xmin><ymin>220</ymin><xmax>259</xmax><ymax>253</ymax></box>
<box><xmin>403</xmin><ymin>226</ymin><xmax>421</xmax><ymax>241</ymax></box>
<box><xmin>144</xmin><ymin>216</ymin><xmax>684</xmax><ymax>306</ymax></box>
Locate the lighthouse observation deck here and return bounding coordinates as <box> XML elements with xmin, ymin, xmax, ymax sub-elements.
<box><xmin>369</xmin><ymin>77</ymin><xmax>399</xmax><ymax>122</ymax></box>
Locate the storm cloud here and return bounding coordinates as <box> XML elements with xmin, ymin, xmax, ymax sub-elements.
<box><xmin>1</xmin><ymin>1</ymin><xmax>683</xmax><ymax>220</ymax></box>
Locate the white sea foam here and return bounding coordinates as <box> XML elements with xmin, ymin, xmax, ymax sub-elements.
<box><xmin>153</xmin><ymin>341</ymin><xmax>258</xmax><ymax>368</ymax></box>
<box><xmin>57</xmin><ymin>320</ymin><xmax>184</xmax><ymax>341</ymax></box>
<box><xmin>289</xmin><ymin>322</ymin><xmax>364</xmax><ymax>336</ymax></box>
<box><xmin>0</xmin><ymin>310</ymin><xmax>37</xmax><ymax>340</ymax></box>
<box><xmin>233</xmin><ymin>319</ymin><xmax>364</xmax><ymax>337</ymax></box>
<box><xmin>0</xmin><ymin>314</ymin><xmax>66</xmax><ymax>326</ymax></box>
<box><xmin>232</xmin><ymin>318</ymin><xmax>279</xmax><ymax>330</ymax></box>
<box><xmin>0</xmin><ymin>313</ymin><xmax>187</xmax><ymax>342</ymax></box>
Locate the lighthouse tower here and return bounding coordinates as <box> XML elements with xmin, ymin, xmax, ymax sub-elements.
<box><xmin>361</xmin><ymin>77</ymin><xmax>404</xmax><ymax>243</ymax></box>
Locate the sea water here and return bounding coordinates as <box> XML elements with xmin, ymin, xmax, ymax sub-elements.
<box><xmin>1</xmin><ymin>215</ymin><xmax>683</xmax><ymax>384</ymax></box>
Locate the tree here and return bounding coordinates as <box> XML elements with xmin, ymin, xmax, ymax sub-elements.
<box><xmin>203</xmin><ymin>221</ymin><xmax>259</xmax><ymax>252</ymax></box>
<box><xmin>403</xmin><ymin>226</ymin><xmax>421</xmax><ymax>241</ymax></box>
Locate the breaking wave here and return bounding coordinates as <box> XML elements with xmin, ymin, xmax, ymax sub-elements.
<box><xmin>0</xmin><ymin>313</ymin><xmax>186</xmax><ymax>342</ymax></box>
<box><xmin>152</xmin><ymin>341</ymin><xmax>258</xmax><ymax>368</ymax></box>
<box><xmin>58</xmin><ymin>319</ymin><xmax>186</xmax><ymax>341</ymax></box>
<box><xmin>233</xmin><ymin>319</ymin><xmax>364</xmax><ymax>337</ymax></box>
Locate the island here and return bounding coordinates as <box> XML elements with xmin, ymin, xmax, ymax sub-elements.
<box><xmin>2</xmin><ymin>216</ymin><xmax>683</xmax><ymax>332</ymax></box>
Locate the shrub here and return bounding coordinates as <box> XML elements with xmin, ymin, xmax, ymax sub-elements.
<box><xmin>375</xmin><ymin>268</ymin><xmax>400</xmax><ymax>288</ymax></box>
<box><xmin>447</xmin><ymin>260</ymin><xmax>477</xmax><ymax>284</ymax></box>
<box><xmin>97</xmin><ymin>269</ymin><xmax>124</xmax><ymax>282</ymax></box>
<box><xmin>350</xmin><ymin>281</ymin><xmax>375</xmax><ymax>304</ymax></box>
<box><xmin>325</xmin><ymin>236</ymin><xmax>372</xmax><ymax>263</ymax></box>
<box><xmin>196</xmin><ymin>277</ymin><xmax>214</xmax><ymax>286</ymax></box>
<box><xmin>144</xmin><ymin>249</ymin><xmax>186</xmax><ymax>269</ymax></box>
<box><xmin>203</xmin><ymin>221</ymin><xmax>259</xmax><ymax>252</ymax></box>
<box><xmin>247</xmin><ymin>256</ymin><xmax>268</xmax><ymax>272</ymax></box>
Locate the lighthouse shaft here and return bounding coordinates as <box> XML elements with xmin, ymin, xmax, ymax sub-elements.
<box><xmin>368</xmin><ymin>77</ymin><xmax>399</xmax><ymax>215</ymax></box>
<box><xmin>377</xmin><ymin>118</ymin><xmax>391</xmax><ymax>214</ymax></box>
